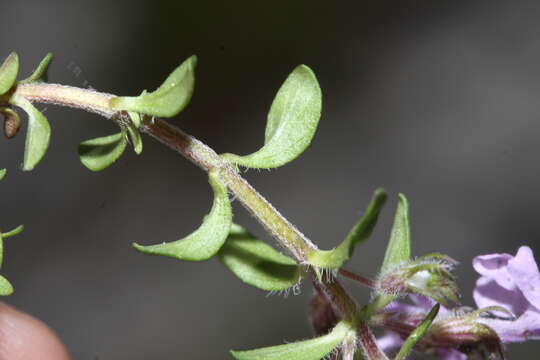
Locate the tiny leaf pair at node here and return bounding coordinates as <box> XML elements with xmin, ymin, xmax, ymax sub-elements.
<box><xmin>222</xmin><ymin>64</ymin><xmax>322</xmax><ymax>169</ymax></box>
<box><xmin>0</xmin><ymin>52</ymin><xmax>54</xmax><ymax>171</ymax></box>
<box><xmin>78</xmin><ymin>112</ymin><xmax>143</xmax><ymax>171</ymax></box>
<box><xmin>80</xmin><ymin>55</ymin><xmax>197</xmax><ymax>171</ymax></box>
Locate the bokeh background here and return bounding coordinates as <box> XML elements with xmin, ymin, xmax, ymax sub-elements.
<box><xmin>0</xmin><ymin>0</ymin><xmax>539</xmax><ymax>358</ymax></box>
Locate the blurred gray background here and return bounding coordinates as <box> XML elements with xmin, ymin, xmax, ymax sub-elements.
<box><xmin>1</xmin><ymin>0</ymin><xmax>539</xmax><ymax>358</ymax></box>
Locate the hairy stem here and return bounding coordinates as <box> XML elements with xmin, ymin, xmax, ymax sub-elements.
<box><xmin>339</xmin><ymin>269</ymin><xmax>375</xmax><ymax>288</ymax></box>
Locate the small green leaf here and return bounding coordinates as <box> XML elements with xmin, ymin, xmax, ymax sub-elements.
<box><xmin>78</xmin><ymin>132</ymin><xmax>127</xmax><ymax>171</ymax></box>
<box><xmin>0</xmin><ymin>276</ymin><xmax>13</xmax><ymax>296</ymax></box>
<box><xmin>134</xmin><ymin>170</ymin><xmax>232</xmax><ymax>261</ymax></box>
<box><xmin>2</xmin><ymin>225</ymin><xmax>24</xmax><ymax>239</ymax></box>
<box><xmin>222</xmin><ymin>65</ymin><xmax>322</xmax><ymax>169</ymax></box>
<box><xmin>381</xmin><ymin>194</ymin><xmax>411</xmax><ymax>273</ymax></box>
<box><xmin>126</xmin><ymin>123</ymin><xmax>143</xmax><ymax>155</ymax></box>
<box><xmin>10</xmin><ymin>96</ymin><xmax>51</xmax><ymax>171</ymax></box>
<box><xmin>0</xmin><ymin>169</ymin><xmax>5</xmax><ymax>181</ymax></box>
<box><xmin>218</xmin><ymin>224</ymin><xmax>303</xmax><ymax>291</ymax></box>
<box><xmin>231</xmin><ymin>321</ymin><xmax>351</xmax><ymax>360</ymax></box>
<box><xmin>394</xmin><ymin>304</ymin><xmax>439</xmax><ymax>360</ymax></box>
<box><xmin>110</xmin><ymin>56</ymin><xmax>197</xmax><ymax>118</ymax></box>
<box><xmin>0</xmin><ymin>52</ymin><xmax>19</xmax><ymax>95</ymax></box>
<box><xmin>128</xmin><ymin>111</ymin><xmax>141</xmax><ymax>128</ymax></box>
<box><xmin>20</xmin><ymin>53</ymin><xmax>54</xmax><ymax>83</ymax></box>
<box><xmin>307</xmin><ymin>189</ymin><xmax>387</xmax><ymax>269</ymax></box>
<box><xmin>366</xmin><ymin>194</ymin><xmax>412</xmax><ymax>314</ymax></box>
<box><xmin>1</xmin><ymin>107</ymin><xmax>22</xmax><ymax>139</ymax></box>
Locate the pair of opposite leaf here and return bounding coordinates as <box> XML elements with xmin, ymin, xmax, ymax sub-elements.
<box><xmin>0</xmin><ymin>169</ymin><xmax>24</xmax><ymax>296</ymax></box>
<box><xmin>79</xmin><ymin>55</ymin><xmax>198</xmax><ymax>171</ymax></box>
<box><xmin>130</xmin><ymin>60</ymin><xmax>326</xmax><ymax>271</ymax></box>
<box><xmin>0</xmin><ymin>52</ymin><xmax>52</xmax><ymax>171</ymax></box>
<box><xmin>127</xmin><ymin>60</ymin><xmax>409</xmax><ymax>297</ymax></box>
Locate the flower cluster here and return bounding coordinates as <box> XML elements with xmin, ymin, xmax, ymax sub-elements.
<box><xmin>375</xmin><ymin>246</ymin><xmax>540</xmax><ymax>359</ymax></box>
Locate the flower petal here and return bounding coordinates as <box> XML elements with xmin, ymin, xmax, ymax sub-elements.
<box><xmin>377</xmin><ymin>331</ymin><xmax>402</xmax><ymax>353</ymax></box>
<box><xmin>473</xmin><ymin>277</ymin><xmax>529</xmax><ymax>316</ymax></box>
<box><xmin>472</xmin><ymin>253</ymin><xmax>515</xmax><ymax>290</ymax></box>
<box><xmin>479</xmin><ymin>308</ymin><xmax>540</xmax><ymax>343</ymax></box>
<box><xmin>507</xmin><ymin>246</ymin><xmax>540</xmax><ymax>310</ymax></box>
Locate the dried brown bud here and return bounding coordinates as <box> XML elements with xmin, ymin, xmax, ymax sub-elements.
<box><xmin>1</xmin><ymin>107</ymin><xmax>21</xmax><ymax>139</ymax></box>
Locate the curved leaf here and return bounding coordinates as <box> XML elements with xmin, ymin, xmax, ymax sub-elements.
<box><xmin>307</xmin><ymin>189</ymin><xmax>387</xmax><ymax>269</ymax></box>
<box><xmin>126</xmin><ymin>123</ymin><xmax>143</xmax><ymax>155</ymax></box>
<box><xmin>129</xmin><ymin>111</ymin><xmax>141</xmax><ymax>128</ymax></box>
<box><xmin>2</xmin><ymin>225</ymin><xmax>24</xmax><ymax>239</ymax></box>
<box><xmin>395</xmin><ymin>304</ymin><xmax>439</xmax><ymax>360</ymax></box>
<box><xmin>222</xmin><ymin>65</ymin><xmax>322</xmax><ymax>169</ymax></box>
<box><xmin>0</xmin><ymin>52</ymin><xmax>19</xmax><ymax>95</ymax></box>
<box><xmin>78</xmin><ymin>132</ymin><xmax>127</xmax><ymax>171</ymax></box>
<box><xmin>231</xmin><ymin>321</ymin><xmax>351</xmax><ymax>360</ymax></box>
<box><xmin>110</xmin><ymin>56</ymin><xmax>197</xmax><ymax>118</ymax></box>
<box><xmin>10</xmin><ymin>96</ymin><xmax>51</xmax><ymax>171</ymax></box>
<box><xmin>368</xmin><ymin>194</ymin><xmax>412</xmax><ymax>313</ymax></box>
<box><xmin>1</xmin><ymin>107</ymin><xmax>22</xmax><ymax>139</ymax></box>
<box><xmin>381</xmin><ymin>194</ymin><xmax>411</xmax><ymax>273</ymax></box>
<box><xmin>219</xmin><ymin>224</ymin><xmax>303</xmax><ymax>291</ymax></box>
<box><xmin>133</xmin><ymin>171</ymin><xmax>232</xmax><ymax>261</ymax></box>
<box><xmin>0</xmin><ymin>276</ymin><xmax>13</xmax><ymax>296</ymax></box>
<box><xmin>20</xmin><ymin>53</ymin><xmax>54</xmax><ymax>83</ymax></box>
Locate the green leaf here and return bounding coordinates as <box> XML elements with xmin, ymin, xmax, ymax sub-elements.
<box><xmin>2</xmin><ymin>225</ymin><xmax>24</xmax><ymax>239</ymax></box>
<box><xmin>381</xmin><ymin>194</ymin><xmax>411</xmax><ymax>273</ymax></box>
<box><xmin>0</xmin><ymin>169</ymin><xmax>5</xmax><ymax>181</ymax></box>
<box><xmin>366</xmin><ymin>194</ymin><xmax>412</xmax><ymax>314</ymax></box>
<box><xmin>133</xmin><ymin>171</ymin><xmax>232</xmax><ymax>261</ymax></box>
<box><xmin>231</xmin><ymin>321</ymin><xmax>351</xmax><ymax>360</ymax></box>
<box><xmin>218</xmin><ymin>224</ymin><xmax>303</xmax><ymax>291</ymax></box>
<box><xmin>0</xmin><ymin>52</ymin><xmax>19</xmax><ymax>95</ymax></box>
<box><xmin>10</xmin><ymin>96</ymin><xmax>51</xmax><ymax>171</ymax></box>
<box><xmin>1</xmin><ymin>107</ymin><xmax>22</xmax><ymax>139</ymax></box>
<box><xmin>20</xmin><ymin>53</ymin><xmax>54</xmax><ymax>83</ymax></box>
<box><xmin>307</xmin><ymin>189</ymin><xmax>387</xmax><ymax>269</ymax></box>
<box><xmin>128</xmin><ymin>111</ymin><xmax>141</xmax><ymax>128</ymax></box>
<box><xmin>394</xmin><ymin>304</ymin><xmax>439</xmax><ymax>360</ymax></box>
<box><xmin>0</xmin><ymin>276</ymin><xmax>13</xmax><ymax>296</ymax></box>
<box><xmin>222</xmin><ymin>65</ymin><xmax>322</xmax><ymax>169</ymax></box>
<box><xmin>126</xmin><ymin>123</ymin><xmax>143</xmax><ymax>155</ymax></box>
<box><xmin>78</xmin><ymin>132</ymin><xmax>128</xmax><ymax>171</ymax></box>
<box><xmin>110</xmin><ymin>56</ymin><xmax>197</xmax><ymax>118</ymax></box>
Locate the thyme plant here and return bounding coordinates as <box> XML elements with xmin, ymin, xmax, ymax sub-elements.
<box><xmin>0</xmin><ymin>51</ymin><xmax>538</xmax><ymax>359</ymax></box>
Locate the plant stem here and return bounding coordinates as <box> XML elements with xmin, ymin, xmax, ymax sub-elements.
<box><xmin>339</xmin><ymin>269</ymin><xmax>375</xmax><ymax>288</ymax></box>
<box><xmin>11</xmin><ymin>82</ymin><xmax>370</xmax><ymax>321</ymax></box>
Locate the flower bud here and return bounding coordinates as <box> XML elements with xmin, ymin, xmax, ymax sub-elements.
<box><xmin>375</xmin><ymin>253</ymin><xmax>460</xmax><ymax>306</ymax></box>
<box><xmin>1</xmin><ymin>107</ymin><xmax>21</xmax><ymax>139</ymax></box>
<box><xmin>309</xmin><ymin>288</ymin><xmax>340</xmax><ymax>336</ymax></box>
<box><xmin>427</xmin><ymin>307</ymin><xmax>510</xmax><ymax>359</ymax></box>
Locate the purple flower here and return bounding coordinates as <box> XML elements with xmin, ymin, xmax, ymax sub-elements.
<box><xmin>473</xmin><ymin>246</ymin><xmax>540</xmax><ymax>343</ymax></box>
